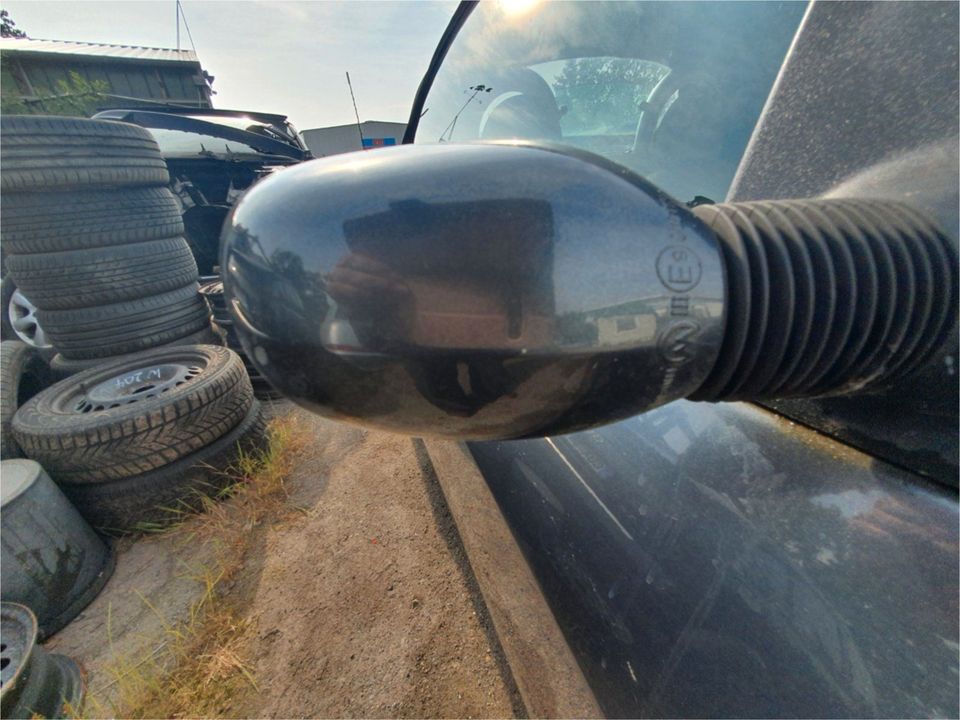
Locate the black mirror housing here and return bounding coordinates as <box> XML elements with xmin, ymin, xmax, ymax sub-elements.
<box><xmin>221</xmin><ymin>143</ymin><xmax>725</xmax><ymax>438</ymax></box>
<box><xmin>222</xmin><ymin>143</ymin><xmax>956</xmax><ymax>438</ymax></box>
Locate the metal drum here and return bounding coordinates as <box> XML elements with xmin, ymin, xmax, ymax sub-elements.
<box><xmin>0</xmin><ymin>602</ymin><xmax>84</xmax><ymax>719</ymax></box>
<box><xmin>1</xmin><ymin>460</ymin><xmax>114</xmax><ymax>638</ymax></box>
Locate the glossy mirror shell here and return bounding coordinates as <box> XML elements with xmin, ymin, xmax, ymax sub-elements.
<box><xmin>221</xmin><ymin>143</ymin><xmax>725</xmax><ymax>438</ymax></box>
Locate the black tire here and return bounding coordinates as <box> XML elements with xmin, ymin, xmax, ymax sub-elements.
<box><xmin>252</xmin><ymin>378</ymin><xmax>286</xmax><ymax>402</ymax></box>
<box><xmin>48</xmin><ymin>324</ymin><xmax>224</xmax><ymax>378</ymax></box>
<box><xmin>0</xmin><ymin>341</ymin><xmax>52</xmax><ymax>459</ymax></box>
<box><xmin>59</xmin><ymin>401</ymin><xmax>268</xmax><ymax>534</ymax></box>
<box><xmin>12</xmin><ymin>344</ymin><xmax>253</xmax><ymax>483</ymax></box>
<box><xmin>0</xmin><ymin>275</ymin><xmax>16</xmax><ymax>342</ymax></box>
<box><xmin>199</xmin><ymin>278</ymin><xmax>230</xmax><ymax>321</ymax></box>
<box><xmin>38</xmin><ymin>284</ymin><xmax>210</xmax><ymax>360</ymax></box>
<box><xmin>1</xmin><ymin>187</ymin><xmax>184</xmax><ymax>254</ymax></box>
<box><xmin>0</xmin><ymin>116</ymin><xmax>169</xmax><ymax>191</ymax></box>
<box><xmin>7</xmin><ymin>237</ymin><xmax>199</xmax><ymax>310</ymax></box>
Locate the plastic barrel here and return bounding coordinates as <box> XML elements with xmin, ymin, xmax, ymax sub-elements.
<box><xmin>1</xmin><ymin>460</ymin><xmax>115</xmax><ymax>638</ymax></box>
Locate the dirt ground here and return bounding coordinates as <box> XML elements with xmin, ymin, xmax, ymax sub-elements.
<box><xmin>46</xmin><ymin>404</ymin><xmax>523</xmax><ymax>719</ymax></box>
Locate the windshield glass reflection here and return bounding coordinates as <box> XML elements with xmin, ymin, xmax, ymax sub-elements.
<box><xmin>416</xmin><ymin>1</ymin><xmax>807</xmax><ymax>203</ymax></box>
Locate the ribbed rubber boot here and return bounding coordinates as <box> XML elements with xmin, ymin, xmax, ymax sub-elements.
<box><xmin>690</xmin><ymin>199</ymin><xmax>957</xmax><ymax>400</ymax></box>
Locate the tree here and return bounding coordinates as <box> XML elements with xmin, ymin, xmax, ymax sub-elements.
<box><xmin>1</xmin><ymin>9</ymin><xmax>26</xmax><ymax>38</ymax></box>
<box><xmin>551</xmin><ymin>57</ymin><xmax>668</xmax><ymax>135</ymax></box>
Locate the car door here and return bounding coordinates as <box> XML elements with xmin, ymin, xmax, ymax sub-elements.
<box><xmin>407</xmin><ymin>2</ymin><xmax>959</xmax><ymax>716</ymax></box>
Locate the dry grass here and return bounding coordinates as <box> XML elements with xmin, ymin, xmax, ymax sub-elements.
<box><xmin>85</xmin><ymin>415</ymin><xmax>308</xmax><ymax>719</ymax></box>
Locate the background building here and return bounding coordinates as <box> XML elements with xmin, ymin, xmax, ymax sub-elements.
<box><xmin>302</xmin><ymin>120</ymin><xmax>406</xmax><ymax>157</ymax></box>
<box><xmin>0</xmin><ymin>37</ymin><xmax>214</xmax><ymax>113</ymax></box>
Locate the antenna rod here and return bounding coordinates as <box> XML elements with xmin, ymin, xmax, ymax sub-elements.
<box><xmin>345</xmin><ymin>71</ymin><xmax>365</xmax><ymax>149</ymax></box>
<box><xmin>176</xmin><ymin>0</ymin><xmax>180</xmax><ymax>51</ymax></box>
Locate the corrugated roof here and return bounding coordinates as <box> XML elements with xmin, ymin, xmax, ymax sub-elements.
<box><xmin>0</xmin><ymin>37</ymin><xmax>199</xmax><ymax>63</ymax></box>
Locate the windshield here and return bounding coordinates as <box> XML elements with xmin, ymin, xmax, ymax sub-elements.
<box><xmin>415</xmin><ymin>1</ymin><xmax>807</xmax><ymax>203</ymax></box>
<box><xmin>182</xmin><ymin>114</ymin><xmax>306</xmax><ymax>149</ymax></box>
<box><xmin>148</xmin><ymin>127</ymin><xmax>265</xmax><ymax>157</ymax></box>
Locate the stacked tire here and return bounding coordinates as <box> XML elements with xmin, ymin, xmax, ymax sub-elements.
<box><xmin>10</xmin><ymin>344</ymin><xmax>267</xmax><ymax>533</ymax></box>
<box><xmin>0</xmin><ymin>116</ymin><xmax>216</xmax><ymax>373</ymax></box>
<box><xmin>1</xmin><ymin>116</ymin><xmax>268</xmax><ymax>532</ymax></box>
<box><xmin>0</xmin><ymin>340</ymin><xmax>51</xmax><ymax>460</ymax></box>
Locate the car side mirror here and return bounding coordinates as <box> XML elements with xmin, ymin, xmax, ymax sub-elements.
<box><xmin>222</xmin><ymin>142</ymin><xmax>955</xmax><ymax>439</ymax></box>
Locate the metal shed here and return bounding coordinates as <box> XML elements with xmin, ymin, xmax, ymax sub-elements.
<box><xmin>0</xmin><ymin>37</ymin><xmax>213</xmax><ymax>111</ymax></box>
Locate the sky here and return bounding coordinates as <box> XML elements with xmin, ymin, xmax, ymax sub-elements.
<box><xmin>3</xmin><ymin>0</ymin><xmax>458</xmax><ymax>130</ymax></box>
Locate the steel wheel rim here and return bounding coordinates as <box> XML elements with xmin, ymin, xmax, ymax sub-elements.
<box><xmin>8</xmin><ymin>290</ymin><xmax>51</xmax><ymax>349</ymax></box>
<box><xmin>0</xmin><ymin>604</ymin><xmax>37</xmax><ymax>701</ymax></box>
<box><xmin>74</xmin><ymin>363</ymin><xmax>204</xmax><ymax>413</ymax></box>
<box><xmin>47</xmin><ymin>349</ymin><xmax>213</xmax><ymax>415</ymax></box>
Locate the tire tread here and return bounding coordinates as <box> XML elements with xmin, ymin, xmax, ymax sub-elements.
<box><xmin>8</xmin><ymin>238</ymin><xmax>198</xmax><ymax>310</ymax></box>
<box><xmin>0</xmin><ymin>115</ymin><xmax>168</xmax><ymax>191</ymax></box>
<box><xmin>38</xmin><ymin>284</ymin><xmax>211</xmax><ymax>360</ymax></box>
<box><xmin>2</xmin><ymin>187</ymin><xmax>184</xmax><ymax>253</ymax></box>
<box><xmin>12</xmin><ymin>345</ymin><xmax>254</xmax><ymax>483</ymax></box>
<box><xmin>59</xmin><ymin>402</ymin><xmax>268</xmax><ymax>533</ymax></box>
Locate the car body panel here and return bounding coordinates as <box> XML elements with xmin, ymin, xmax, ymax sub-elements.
<box><xmin>423</xmin><ymin>439</ymin><xmax>602</xmax><ymax>718</ymax></box>
<box><xmin>468</xmin><ymin>401</ymin><xmax>958</xmax><ymax>718</ymax></box>
<box><xmin>94</xmin><ymin>106</ymin><xmax>310</xmax><ymax>274</ymax></box>
<box><xmin>409</xmin><ymin>0</ymin><xmax>959</xmax><ymax>716</ymax></box>
<box><xmin>93</xmin><ymin>107</ymin><xmax>310</xmax><ymax>160</ymax></box>
<box><xmin>726</xmin><ymin>0</ymin><xmax>959</xmax><ymax>486</ymax></box>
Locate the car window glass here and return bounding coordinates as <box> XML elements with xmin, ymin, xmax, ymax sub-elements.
<box><xmin>528</xmin><ymin>57</ymin><xmax>670</xmax><ymax>136</ymax></box>
<box><xmin>185</xmin><ymin>115</ymin><xmax>259</xmax><ymax>130</ymax></box>
<box><xmin>188</xmin><ymin>115</ymin><xmax>296</xmax><ymax>144</ymax></box>
<box><xmin>148</xmin><ymin>127</ymin><xmax>262</xmax><ymax>156</ymax></box>
<box><xmin>415</xmin><ymin>1</ymin><xmax>807</xmax><ymax>203</ymax></box>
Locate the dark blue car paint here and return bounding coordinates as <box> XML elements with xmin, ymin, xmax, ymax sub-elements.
<box><xmin>468</xmin><ymin>402</ymin><xmax>958</xmax><ymax>717</ymax></box>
